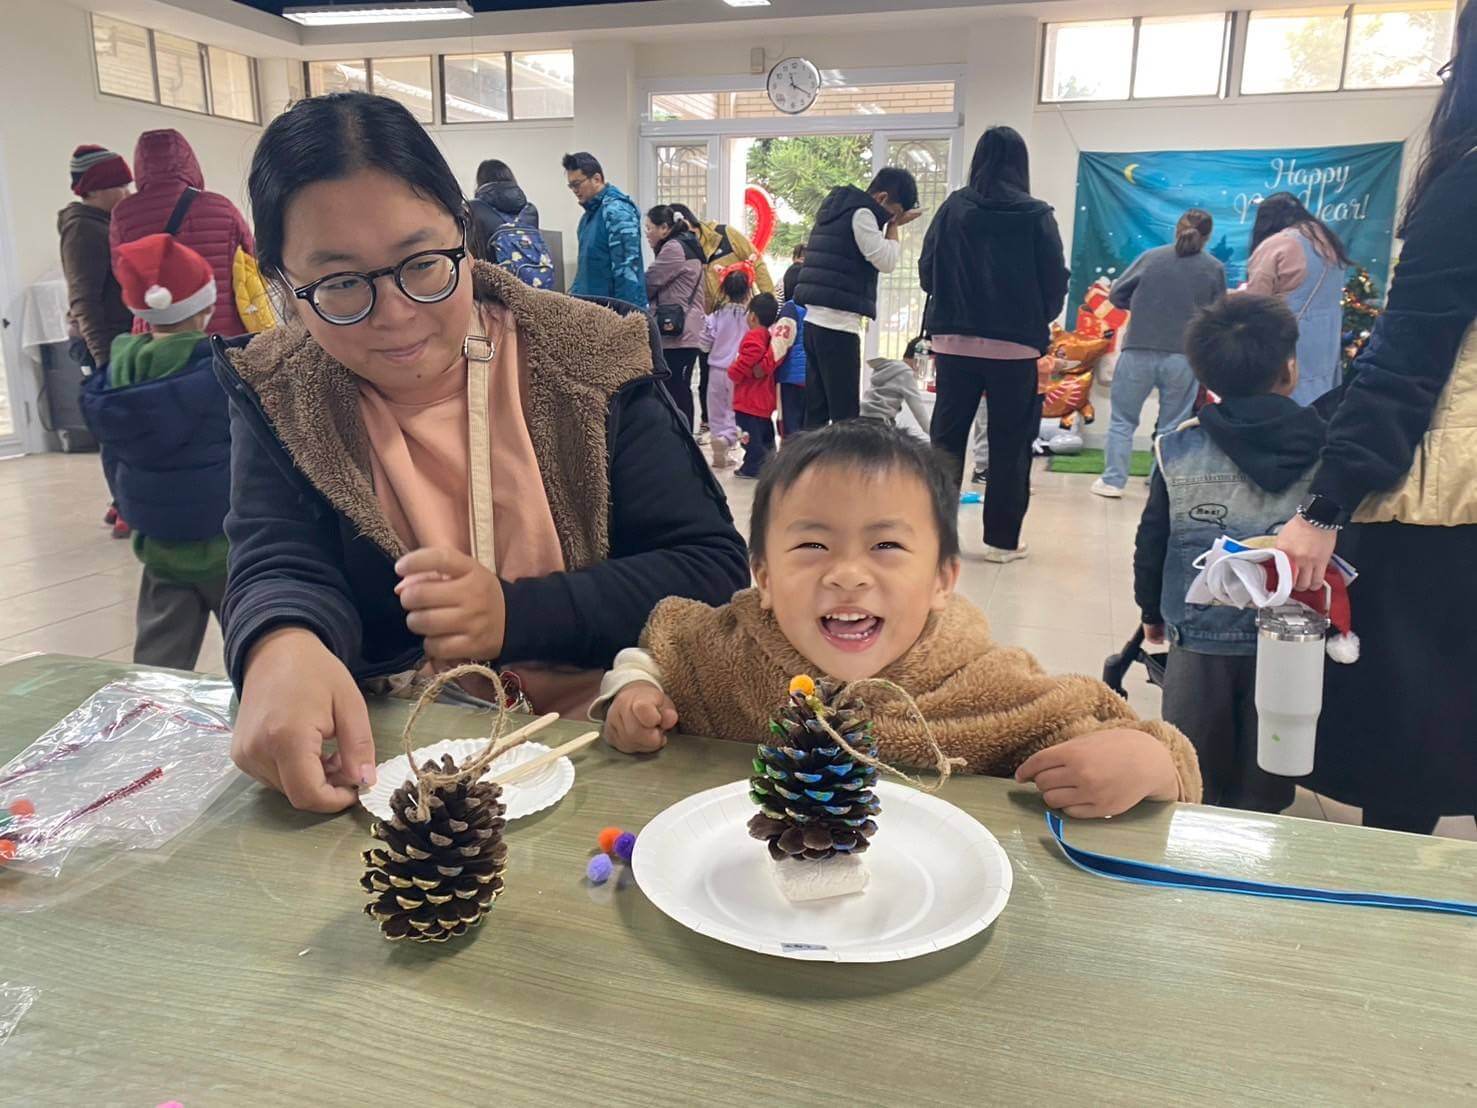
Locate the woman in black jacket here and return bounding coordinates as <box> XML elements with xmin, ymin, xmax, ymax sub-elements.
<box><xmin>1275</xmin><ymin>3</ymin><xmax>1477</xmax><ymax>833</ymax></box>
<box><xmin>217</xmin><ymin>93</ymin><xmax>747</xmax><ymax>813</ymax></box>
<box><xmin>920</xmin><ymin>126</ymin><xmax>1069</xmax><ymax>562</ymax></box>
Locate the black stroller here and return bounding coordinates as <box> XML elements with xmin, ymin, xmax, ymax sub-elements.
<box><xmin>1102</xmin><ymin>626</ymin><xmax>1167</xmax><ymax>699</ymax></box>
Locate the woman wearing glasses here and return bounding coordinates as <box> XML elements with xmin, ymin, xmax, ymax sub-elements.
<box><xmin>215</xmin><ymin>93</ymin><xmax>748</xmax><ymax>813</ymax></box>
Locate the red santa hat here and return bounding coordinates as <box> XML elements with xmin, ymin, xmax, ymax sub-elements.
<box><xmin>1262</xmin><ymin>560</ymin><xmax>1360</xmax><ymax>663</ymax></box>
<box><xmin>113</xmin><ymin>234</ymin><xmax>216</xmax><ymax>326</ymax></box>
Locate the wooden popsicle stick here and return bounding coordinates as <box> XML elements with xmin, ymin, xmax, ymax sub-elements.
<box><xmin>484</xmin><ymin>712</ymin><xmax>561</xmax><ymax>760</ymax></box>
<box><xmin>496</xmin><ymin>730</ymin><xmax>601</xmax><ymax>786</ymax></box>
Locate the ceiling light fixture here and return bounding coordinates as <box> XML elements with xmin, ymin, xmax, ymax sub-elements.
<box><xmin>722</xmin><ymin>0</ymin><xmax>773</xmax><ymax>7</ymax></box>
<box><xmin>282</xmin><ymin>1</ymin><xmax>474</xmax><ymax>26</ymax></box>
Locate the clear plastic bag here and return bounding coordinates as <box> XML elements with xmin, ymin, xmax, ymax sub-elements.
<box><xmin>0</xmin><ymin>983</ymin><xmax>38</xmax><ymax>1049</ymax></box>
<box><xmin>0</xmin><ymin>672</ymin><xmax>239</xmax><ymax>879</ymax></box>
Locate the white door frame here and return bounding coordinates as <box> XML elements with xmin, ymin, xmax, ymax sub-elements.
<box><xmin>0</xmin><ymin>133</ymin><xmax>30</xmax><ymax>457</ymax></box>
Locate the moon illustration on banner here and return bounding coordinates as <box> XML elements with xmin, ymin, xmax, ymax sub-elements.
<box><xmin>1124</xmin><ymin>163</ymin><xmax>1139</xmax><ymax>184</ymax></box>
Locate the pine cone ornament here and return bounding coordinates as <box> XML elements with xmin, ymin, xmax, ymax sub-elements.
<box><xmin>747</xmin><ymin>675</ymin><xmax>881</xmax><ymax>861</ymax></box>
<box><xmin>361</xmin><ymin>754</ymin><xmax>509</xmax><ymax>943</ymax></box>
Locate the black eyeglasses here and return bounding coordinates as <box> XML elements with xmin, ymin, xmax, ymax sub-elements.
<box><xmin>567</xmin><ymin>176</ymin><xmax>590</xmax><ymax>191</ymax></box>
<box><xmin>286</xmin><ymin>232</ymin><xmax>467</xmax><ymax>326</ymax></box>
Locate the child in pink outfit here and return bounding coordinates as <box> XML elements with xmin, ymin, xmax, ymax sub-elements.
<box><xmin>699</xmin><ymin>268</ymin><xmax>753</xmax><ymax>469</ymax></box>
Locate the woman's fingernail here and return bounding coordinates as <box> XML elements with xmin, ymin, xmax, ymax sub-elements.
<box><xmin>359</xmin><ymin>765</ymin><xmax>378</xmax><ymax>787</ymax></box>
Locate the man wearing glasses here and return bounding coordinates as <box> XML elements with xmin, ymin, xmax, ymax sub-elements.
<box><xmin>562</xmin><ymin>151</ymin><xmax>647</xmax><ymax>309</ymax></box>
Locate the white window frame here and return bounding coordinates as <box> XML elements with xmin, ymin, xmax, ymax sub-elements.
<box><xmin>638</xmin><ymin>65</ymin><xmax>966</xmax><ymax>363</ymax></box>
<box><xmin>1039</xmin><ymin>14</ymin><xmax>1234</xmax><ymax>106</ymax></box>
<box><xmin>89</xmin><ymin>14</ymin><xmax>260</xmax><ymax>126</ymax></box>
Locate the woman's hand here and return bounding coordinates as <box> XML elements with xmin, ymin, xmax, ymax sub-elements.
<box><xmin>603</xmin><ymin>682</ymin><xmax>677</xmax><ymax>754</ymax></box>
<box><xmin>1015</xmin><ymin>729</ymin><xmax>1179</xmax><ymax>818</ymax></box>
<box><xmin>1275</xmin><ymin>514</ymin><xmax>1340</xmax><ymax>592</ymax></box>
<box><xmin>233</xmin><ymin>627</ymin><xmax>377</xmax><ymax>813</ymax></box>
<box><xmin>395</xmin><ymin>547</ymin><xmax>507</xmax><ymax>662</ymax></box>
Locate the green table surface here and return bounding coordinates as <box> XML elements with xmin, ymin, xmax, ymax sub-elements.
<box><xmin>0</xmin><ymin>654</ymin><xmax>1474</xmax><ymax>1106</ymax></box>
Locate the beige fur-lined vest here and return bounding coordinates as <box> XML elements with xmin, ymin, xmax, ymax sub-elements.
<box><xmin>1355</xmin><ymin>321</ymin><xmax>1477</xmax><ymax>526</ymax></box>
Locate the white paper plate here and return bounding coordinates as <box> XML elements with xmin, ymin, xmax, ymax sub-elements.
<box><xmin>360</xmin><ymin>739</ymin><xmax>574</xmax><ymax>823</ymax></box>
<box><xmin>632</xmin><ymin>779</ymin><xmax>1012</xmax><ymax>962</ymax></box>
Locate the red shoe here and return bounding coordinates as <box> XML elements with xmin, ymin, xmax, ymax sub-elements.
<box><xmin>111</xmin><ymin>518</ymin><xmax>132</xmax><ymax>540</ymax></box>
<box><xmin>103</xmin><ymin>505</ymin><xmax>118</xmax><ymax>526</ymax></box>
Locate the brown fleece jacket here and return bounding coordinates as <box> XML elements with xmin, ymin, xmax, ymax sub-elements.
<box><xmin>642</xmin><ymin>590</ymin><xmax>1203</xmax><ymax>800</ymax></box>
<box><xmin>226</xmin><ymin>262</ymin><xmax>654</xmax><ymax>568</ymax></box>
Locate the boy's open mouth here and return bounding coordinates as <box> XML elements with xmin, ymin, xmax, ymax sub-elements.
<box><xmin>818</xmin><ymin>609</ymin><xmax>884</xmax><ymax>652</ymax></box>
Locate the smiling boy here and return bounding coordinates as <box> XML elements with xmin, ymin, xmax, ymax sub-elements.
<box><xmin>595</xmin><ymin>421</ymin><xmax>1201</xmax><ymax>818</ymax></box>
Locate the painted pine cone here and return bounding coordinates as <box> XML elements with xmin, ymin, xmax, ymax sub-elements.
<box><xmin>748</xmin><ymin>678</ymin><xmax>880</xmax><ymax>861</ymax></box>
<box><xmin>361</xmin><ymin>754</ymin><xmax>508</xmax><ymax>943</ymax></box>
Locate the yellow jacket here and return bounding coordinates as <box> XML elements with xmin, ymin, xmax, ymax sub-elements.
<box><xmin>693</xmin><ymin>220</ymin><xmax>774</xmax><ymax>311</ymax></box>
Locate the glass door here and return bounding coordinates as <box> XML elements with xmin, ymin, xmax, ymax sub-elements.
<box><xmin>653</xmin><ymin>142</ymin><xmax>714</xmax><ymax>215</ymax></box>
<box><xmin>874</xmin><ymin>136</ymin><xmax>953</xmax><ymax>358</ymax></box>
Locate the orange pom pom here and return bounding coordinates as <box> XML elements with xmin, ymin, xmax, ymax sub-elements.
<box><xmin>0</xmin><ymin>839</ymin><xmax>15</xmax><ymax>862</ymax></box>
<box><xmin>597</xmin><ymin>826</ymin><xmax>623</xmax><ymax>854</ymax></box>
<box><xmin>8</xmin><ymin>798</ymin><xmax>34</xmax><ymax>818</ymax></box>
<box><xmin>788</xmin><ymin>674</ymin><xmax>816</xmax><ymax>697</ymax></box>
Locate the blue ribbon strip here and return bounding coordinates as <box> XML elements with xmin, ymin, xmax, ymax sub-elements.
<box><xmin>1046</xmin><ymin>812</ymin><xmax>1477</xmax><ymax>918</ymax></box>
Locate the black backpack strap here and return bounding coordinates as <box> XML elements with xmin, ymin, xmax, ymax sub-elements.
<box><xmin>707</xmin><ymin>224</ymin><xmax>735</xmax><ymax>266</ymax></box>
<box><xmin>164</xmin><ymin>187</ymin><xmax>200</xmax><ymax>235</ymax></box>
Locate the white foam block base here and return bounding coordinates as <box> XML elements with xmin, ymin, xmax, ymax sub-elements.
<box><xmin>770</xmin><ymin>853</ymin><xmax>871</xmax><ymax>903</ymax></box>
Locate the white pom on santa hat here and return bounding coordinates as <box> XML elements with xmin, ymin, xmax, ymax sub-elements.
<box><xmin>1326</xmin><ymin>631</ymin><xmax>1361</xmax><ymax>664</ymax></box>
<box><xmin>144</xmin><ymin>285</ymin><xmax>173</xmax><ymax>310</ymax></box>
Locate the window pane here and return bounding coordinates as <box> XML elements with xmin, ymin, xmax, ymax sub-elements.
<box><xmin>1042</xmin><ymin>21</ymin><xmax>1135</xmax><ymax>102</ymax></box>
<box><xmin>92</xmin><ymin>16</ymin><xmax>155</xmax><ymax>103</ymax></box>
<box><xmin>655</xmin><ymin>144</ymin><xmax>709</xmax><ymax>214</ymax></box>
<box><xmin>649</xmin><ymin>81</ymin><xmax>955</xmax><ymax>122</ymax></box>
<box><xmin>372</xmin><ymin>56</ymin><xmax>434</xmax><ymax>123</ymax></box>
<box><xmin>1242</xmin><ymin>8</ymin><xmax>1347</xmax><ymax>94</ymax></box>
<box><xmin>307</xmin><ymin>60</ymin><xmax>368</xmax><ymax>97</ymax></box>
<box><xmin>208</xmin><ymin>47</ymin><xmax>257</xmax><ymax>122</ymax></box>
<box><xmin>154</xmin><ymin>32</ymin><xmax>207</xmax><ymax>113</ymax></box>
<box><xmin>443</xmin><ymin>53</ymin><xmax>509</xmax><ymax>122</ymax></box>
<box><xmin>1345</xmin><ymin>2</ymin><xmax>1455</xmax><ymax>89</ymax></box>
<box><xmin>511</xmin><ymin>50</ymin><xmax>574</xmax><ymax>119</ymax></box>
<box><xmin>1133</xmin><ymin>14</ymin><xmax>1228</xmax><ymax>99</ymax></box>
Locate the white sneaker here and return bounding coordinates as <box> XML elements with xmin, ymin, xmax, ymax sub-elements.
<box><xmin>982</xmin><ymin>544</ymin><xmax>1029</xmax><ymax>564</ymax></box>
<box><xmin>1091</xmin><ymin>478</ymin><xmax>1124</xmax><ymax>499</ymax></box>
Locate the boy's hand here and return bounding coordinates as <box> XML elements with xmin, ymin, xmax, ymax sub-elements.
<box><xmin>604</xmin><ymin>682</ymin><xmax>677</xmax><ymax>754</ymax></box>
<box><xmin>395</xmin><ymin>547</ymin><xmax>506</xmax><ymax>662</ymax></box>
<box><xmin>1143</xmin><ymin>622</ymin><xmax>1166</xmax><ymax>644</ymax></box>
<box><xmin>1015</xmin><ymin>729</ymin><xmax>1179</xmax><ymax>818</ymax></box>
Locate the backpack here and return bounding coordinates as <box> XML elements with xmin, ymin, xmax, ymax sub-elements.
<box><xmin>473</xmin><ymin>200</ymin><xmax>556</xmax><ymax>290</ymax></box>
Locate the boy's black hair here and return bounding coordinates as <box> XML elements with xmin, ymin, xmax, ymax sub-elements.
<box><xmin>748</xmin><ymin>292</ymin><xmax>779</xmax><ymax>328</ymax></box>
<box><xmin>476</xmin><ymin>158</ymin><xmax>516</xmax><ymax>188</ymax></box>
<box><xmin>903</xmin><ymin>336</ymin><xmax>926</xmax><ymax>360</ymax></box>
<box><xmin>720</xmin><ymin>268</ymin><xmax>752</xmax><ymax>304</ymax></box>
<box><xmin>1184</xmin><ymin>294</ymin><xmax>1299</xmax><ymax>398</ymax></box>
<box><xmin>561</xmin><ymin>151</ymin><xmax>603</xmax><ymax>179</ymax></box>
<box><xmin>867</xmin><ymin>166</ymin><xmax>920</xmax><ymax>211</ymax></box>
<box><xmin>749</xmin><ymin>421</ymin><xmax>960</xmax><ymax>566</ymax></box>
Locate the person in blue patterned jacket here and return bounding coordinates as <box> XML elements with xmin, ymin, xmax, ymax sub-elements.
<box><xmin>563</xmin><ymin>152</ymin><xmax>647</xmax><ymax>309</ymax></box>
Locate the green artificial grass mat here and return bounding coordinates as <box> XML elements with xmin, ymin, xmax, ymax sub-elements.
<box><xmin>1047</xmin><ymin>449</ymin><xmax>1153</xmax><ymax>477</ymax></box>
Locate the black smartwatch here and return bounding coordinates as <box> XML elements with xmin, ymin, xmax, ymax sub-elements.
<box><xmin>1297</xmin><ymin>494</ymin><xmax>1346</xmax><ymax>531</ymax></box>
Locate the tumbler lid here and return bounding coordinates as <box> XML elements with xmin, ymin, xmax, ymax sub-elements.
<box><xmin>1257</xmin><ymin>602</ymin><xmax>1329</xmax><ymax>642</ymax></box>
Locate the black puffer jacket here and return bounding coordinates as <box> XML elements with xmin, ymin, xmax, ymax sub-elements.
<box><xmin>919</xmin><ymin>186</ymin><xmax>1069</xmax><ymax>353</ymax></box>
<box><xmin>469</xmin><ymin>182</ymin><xmax>541</xmax><ymax>260</ymax></box>
<box><xmin>794</xmin><ymin>186</ymin><xmax>891</xmax><ymax>319</ymax></box>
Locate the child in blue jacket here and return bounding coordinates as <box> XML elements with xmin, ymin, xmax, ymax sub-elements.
<box><xmin>80</xmin><ymin>234</ymin><xmax>230</xmax><ymax>670</ymax></box>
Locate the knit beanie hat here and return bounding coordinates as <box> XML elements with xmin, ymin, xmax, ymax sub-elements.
<box><xmin>113</xmin><ymin>234</ymin><xmax>216</xmax><ymax>326</ymax></box>
<box><xmin>70</xmin><ymin>145</ymin><xmax>133</xmax><ymax>197</ymax></box>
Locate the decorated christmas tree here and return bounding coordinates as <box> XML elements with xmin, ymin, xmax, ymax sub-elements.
<box><xmin>1342</xmin><ymin>267</ymin><xmax>1382</xmax><ymax>375</ymax></box>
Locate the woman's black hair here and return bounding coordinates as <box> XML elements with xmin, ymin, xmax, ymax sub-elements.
<box><xmin>668</xmin><ymin>202</ymin><xmax>704</xmax><ymax>228</ymax></box>
<box><xmin>969</xmin><ymin>125</ymin><xmax>1031</xmax><ymax>199</ymax></box>
<box><xmin>248</xmin><ymin>92</ymin><xmax>465</xmax><ymax>276</ymax></box>
<box><xmin>749</xmin><ymin>421</ymin><xmax>960</xmax><ymax>566</ymax></box>
<box><xmin>1401</xmin><ymin>3</ymin><xmax>1477</xmax><ymax>234</ymax></box>
<box><xmin>720</xmin><ymin>268</ymin><xmax>752</xmax><ymax>304</ymax></box>
<box><xmin>646</xmin><ymin>204</ymin><xmax>691</xmax><ymax>235</ymax></box>
<box><xmin>866</xmin><ymin>167</ymin><xmax>919</xmax><ymax>211</ymax></box>
<box><xmin>1175</xmin><ymin>208</ymin><xmax>1213</xmax><ymax>258</ymax></box>
<box><xmin>476</xmin><ymin>158</ymin><xmax>516</xmax><ymax>188</ymax></box>
<box><xmin>1249</xmin><ymin>192</ymin><xmax>1352</xmax><ymax>267</ymax></box>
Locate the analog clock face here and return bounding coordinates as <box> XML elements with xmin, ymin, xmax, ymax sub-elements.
<box><xmin>767</xmin><ymin>57</ymin><xmax>821</xmax><ymax>115</ymax></box>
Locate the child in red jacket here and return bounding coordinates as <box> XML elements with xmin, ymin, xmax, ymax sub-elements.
<box><xmin>728</xmin><ymin>292</ymin><xmax>781</xmax><ymax>479</ymax></box>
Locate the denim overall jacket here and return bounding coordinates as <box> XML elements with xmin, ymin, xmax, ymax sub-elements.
<box><xmin>1156</xmin><ymin>420</ymin><xmax>1315</xmax><ymax>655</ymax></box>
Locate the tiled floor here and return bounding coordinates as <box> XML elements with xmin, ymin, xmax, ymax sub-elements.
<box><xmin>1</xmin><ymin>450</ymin><xmax>1470</xmax><ymax>840</ymax></box>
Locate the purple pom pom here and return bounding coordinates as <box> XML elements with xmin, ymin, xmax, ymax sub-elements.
<box><xmin>586</xmin><ymin>853</ymin><xmax>614</xmax><ymax>884</ymax></box>
<box><xmin>613</xmin><ymin>831</ymin><xmax>637</xmax><ymax>862</ymax></box>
